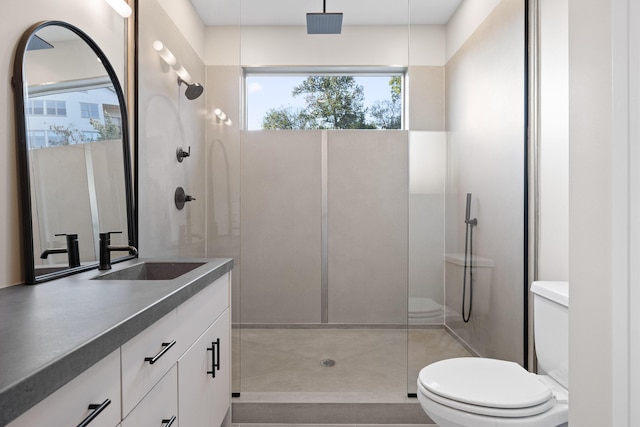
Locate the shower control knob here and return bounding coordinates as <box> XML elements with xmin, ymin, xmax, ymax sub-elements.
<box><xmin>176</xmin><ymin>146</ymin><xmax>191</xmax><ymax>162</ymax></box>
<box><xmin>175</xmin><ymin>186</ymin><xmax>196</xmax><ymax>210</ymax></box>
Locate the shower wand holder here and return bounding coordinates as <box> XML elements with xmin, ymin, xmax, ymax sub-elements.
<box><xmin>465</xmin><ymin>218</ymin><xmax>478</xmax><ymax>227</ymax></box>
<box><xmin>175</xmin><ymin>186</ymin><xmax>196</xmax><ymax>210</ymax></box>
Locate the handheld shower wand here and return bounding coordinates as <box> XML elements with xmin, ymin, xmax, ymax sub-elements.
<box><xmin>462</xmin><ymin>193</ymin><xmax>478</xmax><ymax>323</ymax></box>
<box><xmin>465</xmin><ymin>193</ymin><xmax>478</xmax><ymax>226</ymax></box>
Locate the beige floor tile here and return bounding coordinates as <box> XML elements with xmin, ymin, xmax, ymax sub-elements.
<box><xmin>237</xmin><ymin>328</ymin><xmax>471</xmax><ymax>394</ymax></box>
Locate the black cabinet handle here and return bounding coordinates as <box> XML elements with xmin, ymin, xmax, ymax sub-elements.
<box><xmin>207</xmin><ymin>338</ymin><xmax>221</xmax><ymax>378</ymax></box>
<box><xmin>77</xmin><ymin>399</ymin><xmax>111</xmax><ymax>427</ymax></box>
<box><xmin>162</xmin><ymin>415</ymin><xmax>177</xmax><ymax>427</ymax></box>
<box><xmin>144</xmin><ymin>340</ymin><xmax>176</xmax><ymax>365</ymax></box>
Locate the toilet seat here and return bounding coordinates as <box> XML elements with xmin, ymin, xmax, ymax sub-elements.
<box><xmin>418</xmin><ymin>382</ymin><xmax>556</xmax><ymax>418</ymax></box>
<box><xmin>418</xmin><ymin>358</ymin><xmax>554</xmax><ymax>417</ymax></box>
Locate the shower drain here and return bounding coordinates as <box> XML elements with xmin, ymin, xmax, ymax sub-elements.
<box><xmin>320</xmin><ymin>359</ymin><xmax>336</xmax><ymax>367</ymax></box>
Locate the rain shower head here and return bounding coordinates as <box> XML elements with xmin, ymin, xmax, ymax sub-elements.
<box><xmin>307</xmin><ymin>0</ymin><xmax>343</xmax><ymax>34</ymax></box>
<box><xmin>177</xmin><ymin>77</ymin><xmax>204</xmax><ymax>100</ymax></box>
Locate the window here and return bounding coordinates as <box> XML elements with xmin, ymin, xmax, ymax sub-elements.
<box><xmin>28</xmin><ymin>130</ymin><xmax>46</xmax><ymax>149</ymax></box>
<box><xmin>47</xmin><ymin>130</ymin><xmax>66</xmax><ymax>146</ymax></box>
<box><xmin>83</xmin><ymin>131</ymin><xmax>100</xmax><ymax>141</ymax></box>
<box><xmin>80</xmin><ymin>102</ymin><xmax>100</xmax><ymax>119</ymax></box>
<box><xmin>245</xmin><ymin>70</ymin><xmax>404</xmax><ymax>130</ymax></box>
<box><xmin>28</xmin><ymin>100</ymin><xmax>66</xmax><ymax>116</ymax></box>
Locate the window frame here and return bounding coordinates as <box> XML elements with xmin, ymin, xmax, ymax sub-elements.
<box><xmin>243</xmin><ymin>67</ymin><xmax>407</xmax><ymax>131</ymax></box>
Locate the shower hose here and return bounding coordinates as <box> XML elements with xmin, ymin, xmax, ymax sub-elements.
<box><xmin>462</xmin><ymin>219</ymin><xmax>475</xmax><ymax>323</ymax></box>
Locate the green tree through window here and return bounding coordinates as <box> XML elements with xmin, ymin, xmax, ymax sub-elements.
<box><xmin>260</xmin><ymin>75</ymin><xmax>402</xmax><ymax>130</ymax></box>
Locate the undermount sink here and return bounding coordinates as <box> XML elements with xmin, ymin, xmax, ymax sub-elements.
<box><xmin>93</xmin><ymin>262</ymin><xmax>205</xmax><ymax>281</ymax></box>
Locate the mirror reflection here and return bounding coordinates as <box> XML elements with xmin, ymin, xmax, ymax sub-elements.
<box><xmin>15</xmin><ymin>22</ymin><xmax>134</xmax><ymax>283</ymax></box>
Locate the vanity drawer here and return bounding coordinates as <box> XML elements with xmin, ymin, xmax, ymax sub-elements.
<box><xmin>175</xmin><ymin>272</ymin><xmax>229</xmax><ymax>357</ymax></box>
<box><xmin>121</xmin><ymin>310</ymin><xmax>178</xmax><ymax>417</ymax></box>
<box><xmin>8</xmin><ymin>349</ymin><xmax>121</xmax><ymax>427</ymax></box>
<box><xmin>121</xmin><ymin>365</ymin><xmax>177</xmax><ymax>427</ymax></box>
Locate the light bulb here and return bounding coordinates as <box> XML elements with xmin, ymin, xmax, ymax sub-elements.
<box><xmin>152</xmin><ymin>41</ymin><xmax>177</xmax><ymax>66</ymax></box>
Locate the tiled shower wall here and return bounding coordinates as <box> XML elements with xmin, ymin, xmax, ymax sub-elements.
<box><xmin>238</xmin><ymin>129</ymin><xmax>410</xmax><ymax>325</ymax></box>
<box><xmin>138</xmin><ymin>0</ymin><xmax>207</xmax><ymax>259</ymax></box>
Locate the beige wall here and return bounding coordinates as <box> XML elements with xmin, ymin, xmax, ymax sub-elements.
<box><xmin>239</xmin><ymin>130</ymin><xmax>409</xmax><ymax>325</ymax></box>
<box><xmin>444</xmin><ymin>0</ymin><xmax>525</xmax><ymax>364</ymax></box>
<box><xmin>539</xmin><ymin>0</ymin><xmax>569</xmax><ymax>281</ymax></box>
<box><xmin>446</xmin><ymin>0</ymin><xmax>501</xmax><ymax>61</ymax></box>
<box><xmin>240</xmin><ymin>131</ymin><xmax>322</xmax><ymax>324</ymax></box>
<box><xmin>137</xmin><ymin>0</ymin><xmax>207</xmax><ymax>258</ymax></box>
<box><xmin>240</xmin><ymin>25</ymin><xmax>410</xmax><ymax>67</ymax></box>
<box><xmin>0</xmin><ymin>1</ymin><xmax>126</xmax><ymax>288</ymax></box>
<box><xmin>205</xmin><ymin>65</ymin><xmax>242</xmax><ymax>324</ymax></box>
<box><xmin>328</xmin><ymin>130</ymin><xmax>409</xmax><ymax>324</ymax></box>
<box><xmin>568</xmin><ymin>0</ymin><xmax>613</xmax><ymax>424</ymax></box>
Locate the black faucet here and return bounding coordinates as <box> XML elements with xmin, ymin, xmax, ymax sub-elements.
<box><xmin>40</xmin><ymin>233</ymin><xmax>81</xmax><ymax>268</ymax></box>
<box><xmin>99</xmin><ymin>232</ymin><xmax>138</xmax><ymax>270</ymax></box>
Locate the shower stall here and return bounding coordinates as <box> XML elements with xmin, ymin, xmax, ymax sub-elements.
<box><xmin>203</xmin><ymin>0</ymin><xmax>526</xmax><ymax>423</ymax></box>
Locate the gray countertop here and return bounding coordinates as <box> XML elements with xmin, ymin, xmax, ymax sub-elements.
<box><xmin>0</xmin><ymin>257</ymin><xmax>233</xmax><ymax>426</ymax></box>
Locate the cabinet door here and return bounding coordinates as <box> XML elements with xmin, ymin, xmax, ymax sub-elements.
<box><xmin>8</xmin><ymin>349</ymin><xmax>121</xmax><ymax>427</ymax></box>
<box><xmin>121</xmin><ymin>365</ymin><xmax>177</xmax><ymax>427</ymax></box>
<box><xmin>178</xmin><ymin>309</ymin><xmax>230</xmax><ymax>427</ymax></box>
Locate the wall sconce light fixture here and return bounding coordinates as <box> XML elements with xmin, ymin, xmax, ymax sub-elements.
<box><xmin>105</xmin><ymin>0</ymin><xmax>132</xmax><ymax>18</ymax></box>
<box><xmin>152</xmin><ymin>40</ymin><xmax>192</xmax><ymax>84</ymax></box>
<box><xmin>214</xmin><ymin>108</ymin><xmax>233</xmax><ymax>126</ymax></box>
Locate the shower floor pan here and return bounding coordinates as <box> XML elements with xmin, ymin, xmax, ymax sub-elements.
<box><xmin>233</xmin><ymin>327</ymin><xmax>471</xmax><ymax>424</ymax></box>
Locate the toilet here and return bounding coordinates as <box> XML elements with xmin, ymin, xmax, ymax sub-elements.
<box><xmin>409</xmin><ymin>297</ymin><xmax>443</xmax><ymax>324</ymax></box>
<box><xmin>417</xmin><ymin>281</ymin><xmax>569</xmax><ymax>427</ymax></box>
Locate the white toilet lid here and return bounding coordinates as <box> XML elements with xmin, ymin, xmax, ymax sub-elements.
<box><xmin>418</xmin><ymin>358</ymin><xmax>553</xmax><ymax>410</ymax></box>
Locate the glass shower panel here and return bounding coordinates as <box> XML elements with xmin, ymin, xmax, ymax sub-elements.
<box><xmin>204</xmin><ymin>1</ymin><xmax>241</xmax><ymax>396</ymax></box>
<box><xmin>443</xmin><ymin>0</ymin><xmax>525</xmax><ymax>367</ymax></box>
<box><xmin>407</xmin><ymin>131</ymin><xmax>468</xmax><ymax>395</ymax></box>
<box><xmin>406</xmin><ymin>0</ymin><xmax>527</xmax><ymax>395</ymax></box>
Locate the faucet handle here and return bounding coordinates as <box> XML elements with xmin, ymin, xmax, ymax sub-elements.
<box><xmin>100</xmin><ymin>231</ymin><xmax>122</xmax><ymax>240</ymax></box>
<box><xmin>176</xmin><ymin>146</ymin><xmax>191</xmax><ymax>162</ymax></box>
<box><xmin>55</xmin><ymin>233</ymin><xmax>78</xmax><ymax>238</ymax></box>
<box><xmin>51</xmin><ymin>233</ymin><xmax>80</xmax><ymax>268</ymax></box>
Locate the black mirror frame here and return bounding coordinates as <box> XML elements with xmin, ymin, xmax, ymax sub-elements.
<box><xmin>11</xmin><ymin>21</ymin><xmax>137</xmax><ymax>285</ymax></box>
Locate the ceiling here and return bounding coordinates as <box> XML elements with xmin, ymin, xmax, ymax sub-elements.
<box><xmin>190</xmin><ymin>0</ymin><xmax>463</xmax><ymax>27</ymax></box>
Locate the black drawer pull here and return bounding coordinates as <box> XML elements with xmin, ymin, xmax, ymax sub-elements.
<box><xmin>207</xmin><ymin>338</ymin><xmax>221</xmax><ymax>378</ymax></box>
<box><xmin>77</xmin><ymin>399</ymin><xmax>111</xmax><ymax>427</ymax></box>
<box><xmin>144</xmin><ymin>340</ymin><xmax>176</xmax><ymax>365</ymax></box>
<box><xmin>162</xmin><ymin>415</ymin><xmax>177</xmax><ymax>427</ymax></box>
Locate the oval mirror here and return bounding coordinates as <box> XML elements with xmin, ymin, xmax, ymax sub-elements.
<box><xmin>12</xmin><ymin>21</ymin><xmax>136</xmax><ymax>284</ymax></box>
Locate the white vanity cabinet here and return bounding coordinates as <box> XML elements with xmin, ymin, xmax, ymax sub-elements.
<box><xmin>6</xmin><ymin>269</ymin><xmax>232</xmax><ymax>427</ymax></box>
<box><xmin>121</xmin><ymin>271</ymin><xmax>231</xmax><ymax>426</ymax></box>
<box><xmin>7</xmin><ymin>349</ymin><xmax>121</xmax><ymax>427</ymax></box>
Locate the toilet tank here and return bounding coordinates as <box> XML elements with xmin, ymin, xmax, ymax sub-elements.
<box><xmin>531</xmin><ymin>281</ymin><xmax>569</xmax><ymax>389</ymax></box>
<box><xmin>443</xmin><ymin>253</ymin><xmax>495</xmax><ymax>318</ymax></box>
